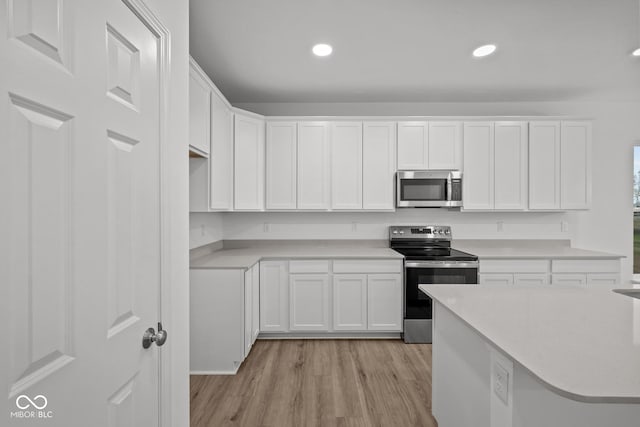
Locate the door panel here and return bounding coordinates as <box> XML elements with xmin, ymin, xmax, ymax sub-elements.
<box><xmin>367</xmin><ymin>274</ymin><xmax>402</xmax><ymax>331</ymax></box>
<box><xmin>494</xmin><ymin>122</ymin><xmax>528</xmax><ymax>210</ymax></box>
<box><xmin>333</xmin><ymin>274</ymin><xmax>367</xmax><ymax>331</ymax></box>
<box><xmin>428</xmin><ymin>121</ymin><xmax>462</xmax><ymax>170</ymax></box>
<box><xmin>331</xmin><ymin>122</ymin><xmax>363</xmax><ymax>209</ymax></box>
<box><xmin>463</xmin><ymin>122</ymin><xmax>494</xmax><ymax>210</ymax></box>
<box><xmin>397</xmin><ymin>121</ymin><xmax>428</xmax><ymax>170</ymax></box>
<box><xmin>529</xmin><ymin>121</ymin><xmax>561</xmax><ymax>209</ymax></box>
<box><xmin>289</xmin><ymin>274</ymin><xmax>330</xmax><ymax>331</ymax></box>
<box><xmin>297</xmin><ymin>122</ymin><xmax>329</xmax><ymax>209</ymax></box>
<box><xmin>266</xmin><ymin>121</ymin><xmax>297</xmax><ymax>209</ymax></box>
<box><xmin>362</xmin><ymin>122</ymin><xmax>396</xmax><ymax>210</ymax></box>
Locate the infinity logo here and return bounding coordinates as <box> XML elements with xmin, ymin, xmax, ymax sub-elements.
<box><xmin>15</xmin><ymin>395</ymin><xmax>48</xmax><ymax>410</ymax></box>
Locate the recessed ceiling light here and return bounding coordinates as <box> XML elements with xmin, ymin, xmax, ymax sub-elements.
<box><xmin>312</xmin><ymin>43</ymin><xmax>333</xmax><ymax>57</ymax></box>
<box><xmin>633</xmin><ymin>48</ymin><xmax>640</xmax><ymax>56</ymax></box>
<box><xmin>473</xmin><ymin>44</ymin><xmax>497</xmax><ymax>58</ymax></box>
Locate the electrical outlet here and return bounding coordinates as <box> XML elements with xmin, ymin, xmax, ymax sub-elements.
<box><xmin>200</xmin><ymin>224</ymin><xmax>206</xmax><ymax>236</ymax></box>
<box><xmin>493</xmin><ymin>361</ymin><xmax>509</xmax><ymax>405</ymax></box>
<box><xmin>497</xmin><ymin>221</ymin><xmax>504</xmax><ymax>232</ymax></box>
<box><xmin>561</xmin><ymin>221</ymin><xmax>569</xmax><ymax>233</ymax></box>
<box><xmin>263</xmin><ymin>223</ymin><xmax>270</xmax><ymax>233</ymax></box>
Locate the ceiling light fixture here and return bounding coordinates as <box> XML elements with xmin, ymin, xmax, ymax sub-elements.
<box><xmin>634</xmin><ymin>0</ymin><xmax>640</xmax><ymax>56</ymax></box>
<box><xmin>634</xmin><ymin>48</ymin><xmax>640</xmax><ymax>56</ymax></box>
<box><xmin>473</xmin><ymin>44</ymin><xmax>497</xmax><ymax>58</ymax></box>
<box><xmin>312</xmin><ymin>43</ymin><xmax>333</xmax><ymax>57</ymax></box>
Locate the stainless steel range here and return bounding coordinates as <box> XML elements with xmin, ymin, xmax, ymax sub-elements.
<box><xmin>389</xmin><ymin>225</ymin><xmax>479</xmax><ymax>343</ymax></box>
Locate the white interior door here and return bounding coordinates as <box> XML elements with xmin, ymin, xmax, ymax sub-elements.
<box><xmin>1</xmin><ymin>1</ymin><xmax>169</xmax><ymax>425</ymax></box>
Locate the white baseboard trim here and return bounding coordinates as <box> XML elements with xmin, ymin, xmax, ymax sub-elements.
<box><xmin>258</xmin><ymin>332</ymin><xmax>402</xmax><ymax>340</ymax></box>
<box><xmin>190</xmin><ymin>368</ymin><xmax>239</xmax><ymax>376</ymax></box>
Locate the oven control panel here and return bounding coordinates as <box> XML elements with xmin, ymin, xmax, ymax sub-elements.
<box><xmin>389</xmin><ymin>225</ymin><xmax>451</xmax><ymax>240</ymax></box>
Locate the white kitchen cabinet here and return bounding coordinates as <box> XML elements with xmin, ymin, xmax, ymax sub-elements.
<box><xmin>251</xmin><ymin>264</ymin><xmax>260</xmax><ymax>343</ymax></box>
<box><xmin>189</xmin><ymin>157</ymin><xmax>209</xmax><ymax>212</ymax></box>
<box><xmin>529</xmin><ymin>121</ymin><xmax>561</xmax><ymax>210</ymax></box>
<box><xmin>190</xmin><ymin>268</ymin><xmax>247</xmax><ymax>374</ymax></box>
<box><xmin>494</xmin><ymin>122</ymin><xmax>528</xmax><ymax>210</ymax></box>
<box><xmin>331</xmin><ymin>122</ymin><xmax>363</xmax><ymax>209</ymax></box>
<box><xmin>234</xmin><ymin>113</ymin><xmax>265</xmax><ymax>210</ymax></box>
<box><xmin>188</xmin><ymin>63</ymin><xmax>211</xmax><ymax>157</ymax></box>
<box><xmin>209</xmin><ymin>88</ymin><xmax>234</xmax><ymax>210</ymax></box>
<box><xmin>333</xmin><ymin>274</ymin><xmax>367</xmax><ymax>331</ymax></box>
<box><xmin>362</xmin><ymin>122</ymin><xmax>396</xmax><ymax>210</ymax></box>
<box><xmin>289</xmin><ymin>274</ymin><xmax>330</xmax><ymax>331</ymax></box>
<box><xmin>367</xmin><ymin>274</ymin><xmax>402</xmax><ymax>331</ymax></box>
<box><xmin>479</xmin><ymin>274</ymin><xmax>514</xmax><ymax>286</ymax></box>
<box><xmin>266</xmin><ymin>121</ymin><xmax>297</xmax><ymax>209</ymax></box>
<box><xmin>560</xmin><ymin>121</ymin><xmax>592</xmax><ymax>209</ymax></box>
<box><xmin>463</xmin><ymin>122</ymin><xmax>494</xmax><ymax>210</ymax></box>
<box><xmin>244</xmin><ymin>268</ymin><xmax>253</xmax><ymax>358</ymax></box>
<box><xmin>298</xmin><ymin>122</ymin><xmax>330</xmax><ymax>209</ymax></box>
<box><xmin>586</xmin><ymin>274</ymin><xmax>620</xmax><ymax>286</ymax></box>
<box><xmin>428</xmin><ymin>121</ymin><xmax>462</xmax><ymax>170</ymax></box>
<box><xmin>551</xmin><ymin>274</ymin><xmax>587</xmax><ymax>286</ymax></box>
<box><xmin>397</xmin><ymin>121</ymin><xmax>428</xmax><ymax>170</ymax></box>
<box><xmin>513</xmin><ymin>273</ymin><xmax>549</xmax><ymax>286</ymax></box>
<box><xmin>259</xmin><ymin>261</ymin><xmax>289</xmax><ymax>332</ymax></box>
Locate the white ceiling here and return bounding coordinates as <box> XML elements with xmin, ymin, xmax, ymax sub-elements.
<box><xmin>190</xmin><ymin>0</ymin><xmax>640</xmax><ymax>103</ymax></box>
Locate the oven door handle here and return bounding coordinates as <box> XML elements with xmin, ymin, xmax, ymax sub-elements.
<box><xmin>405</xmin><ymin>261</ymin><xmax>479</xmax><ymax>268</ymax></box>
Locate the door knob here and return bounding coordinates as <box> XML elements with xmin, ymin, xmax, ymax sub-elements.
<box><xmin>142</xmin><ymin>322</ymin><xmax>168</xmax><ymax>349</ymax></box>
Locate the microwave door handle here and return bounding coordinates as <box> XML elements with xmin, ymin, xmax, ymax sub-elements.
<box><xmin>446</xmin><ymin>175</ymin><xmax>452</xmax><ymax>201</ymax></box>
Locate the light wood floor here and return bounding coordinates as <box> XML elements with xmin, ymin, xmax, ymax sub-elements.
<box><xmin>190</xmin><ymin>340</ymin><xmax>438</xmax><ymax>427</ymax></box>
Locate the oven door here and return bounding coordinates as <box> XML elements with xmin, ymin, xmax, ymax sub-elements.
<box><xmin>404</xmin><ymin>261</ymin><xmax>478</xmax><ymax>320</ymax></box>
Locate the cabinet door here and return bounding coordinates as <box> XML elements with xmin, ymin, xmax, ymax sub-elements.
<box><xmin>331</xmin><ymin>122</ymin><xmax>363</xmax><ymax>209</ymax></box>
<box><xmin>289</xmin><ymin>274</ymin><xmax>330</xmax><ymax>331</ymax></box>
<box><xmin>529</xmin><ymin>121</ymin><xmax>560</xmax><ymax>210</ymax></box>
<box><xmin>266</xmin><ymin>121</ymin><xmax>297</xmax><ymax>209</ymax></box>
<box><xmin>244</xmin><ymin>269</ymin><xmax>253</xmax><ymax>358</ymax></box>
<box><xmin>560</xmin><ymin>121</ymin><xmax>591</xmax><ymax>210</ymax></box>
<box><xmin>189</xmin><ymin>158</ymin><xmax>209</xmax><ymax>212</ymax></box>
<box><xmin>463</xmin><ymin>122</ymin><xmax>494</xmax><ymax>210</ymax></box>
<box><xmin>367</xmin><ymin>274</ymin><xmax>402</xmax><ymax>331</ymax></box>
<box><xmin>252</xmin><ymin>264</ymin><xmax>260</xmax><ymax>343</ymax></box>
<box><xmin>362</xmin><ymin>122</ymin><xmax>396</xmax><ymax>210</ymax></box>
<box><xmin>188</xmin><ymin>66</ymin><xmax>211</xmax><ymax>156</ymax></box>
<box><xmin>513</xmin><ymin>273</ymin><xmax>549</xmax><ymax>286</ymax></box>
<box><xmin>210</xmin><ymin>90</ymin><xmax>234</xmax><ymax>210</ymax></box>
<box><xmin>586</xmin><ymin>274</ymin><xmax>619</xmax><ymax>287</ymax></box>
<box><xmin>333</xmin><ymin>274</ymin><xmax>367</xmax><ymax>331</ymax></box>
<box><xmin>479</xmin><ymin>274</ymin><xmax>513</xmax><ymax>285</ymax></box>
<box><xmin>494</xmin><ymin>122</ymin><xmax>528</xmax><ymax>210</ymax></box>
<box><xmin>298</xmin><ymin>122</ymin><xmax>329</xmax><ymax>209</ymax></box>
<box><xmin>234</xmin><ymin>114</ymin><xmax>265</xmax><ymax>210</ymax></box>
<box><xmin>428</xmin><ymin>121</ymin><xmax>462</xmax><ymax>170</ymax></box>
<box><xmin>259</xmin><ymin>261</ymin><xmax>289</xmax><ymax>332</ymax></box>
<box><xmin>397</xmin><ymin>121</ymin><xmax>428</xmax><ymax>170</ymax></box>
<box><xmin>551</xmin><ymin>274</ymin><xmax>587</xmax><ymax>286</ymax></box>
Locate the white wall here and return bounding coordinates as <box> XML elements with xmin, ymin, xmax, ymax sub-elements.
<box><xmin>228</xmin><ymin>100</ymin><xmax>640</xmax><ymax>284</ymax></box>
<box><xmin>190</xmin><ymin>212</ymin><xmax>224</xmax><ymax>249</ymax></box>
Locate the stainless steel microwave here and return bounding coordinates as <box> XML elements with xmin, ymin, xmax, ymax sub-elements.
<box><xmin>396</xmin><ymin>170</ymin><xmax>462</xmax><ymax>208</ymax></box>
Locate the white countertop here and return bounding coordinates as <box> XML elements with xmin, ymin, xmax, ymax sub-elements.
<box><xmin>420</xmin><ymin>284</ymin><xmax>640</xmax><ymax>403</ymax></box>
<box><xmin>190</xmin><ymin>241</ymin><xmax>403</xmax><ymax>269</ymax></box>
<box><xmin>453</xmin><ymin>239</ymin><xmax>623</xmax><ymax>259</ymax></box>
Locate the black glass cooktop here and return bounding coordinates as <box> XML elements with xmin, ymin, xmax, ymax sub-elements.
<box><xmin>391</xmin><ymin>247</ymin><xmax>478</xmax><ymax>262</ymax></box>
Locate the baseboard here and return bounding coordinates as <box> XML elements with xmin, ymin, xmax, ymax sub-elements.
<box><xmin>258</xmin><ymin>332</ymin><xmax>402</xmax><ymax>340</ymax></box>
<box><xmin>190</xmin><ymin>368</ymin><xmax>239</xmax><ymax>376</ymax></box>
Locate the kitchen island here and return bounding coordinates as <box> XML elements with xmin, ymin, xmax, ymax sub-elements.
<box><xmin>419</xmin><ymin>284</ymin><xmax>640</xmax><ymax>427</ymax></box>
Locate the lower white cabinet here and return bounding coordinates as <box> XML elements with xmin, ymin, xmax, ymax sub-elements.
<box><xmin>551</xmin><ymin>274</ymin><xmax>587</xmax><ymax>286</ymax></box>
<box><xmin>333</xmin><ymin>274</ymin><xmax>368</xmax><ymax>331</ymax></box>
<box><xmin>289</xmin><ymin>274</ymin><xmax>330</xmax><ymax>331</ymax></box>
<box><xmin>190</xmin><ymin>264</ymin><xmax>259</xmax><ymax>374</ymax></box>
<box><xmin>367</xmin><ymin>274</ymin><xmax>402</xmax><ymax>331</ymax></box>
<box><xmin>513</xmin><ymin>273</ymin><xmax>549</xmax><ymax>286</ymax></box>
<box><xmin>259</xmin><ymin>261</ymin><xmax>289</xmax><ymax>332</ymax></box>
<box><xmin>479</xmin><ymin>273</ymin><xmax>514</xmax><ymax>286</ymax></box>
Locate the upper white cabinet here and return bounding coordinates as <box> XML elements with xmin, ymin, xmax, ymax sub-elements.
<box><xmin>428</xmin><ymin>121</ymin><xmax>463</xmax><ymax>170</ymax></box>
<box><xmin>266</xmin><ymin>121</ymin><xmax>297</xmax><ymax>210</ymax></box>
<box><xmin>529</xmin><ymin>121</ymin><xmax>561</xmax><ymax>210</ymax></box>
<box><xmin>298</xmin><ymin>122</ymin><xmax>330</xmax><ymax>210</ymax></box>
<box><xmin>331</xmin><ymin>122</ymin><xmax>363</xmax><ymax>209</ymax></box>
<box><xmin>529</xmin><ymin>121</ymin><xmax>591</xmax><ymax>210</ymax></box>
<box><xmin>397</xmin><ymin>121</ymin><xmax>428</xmax><ymax>169</ymax></box>
<box><xmin>463</xmin><ymin>122</ymin><xmax>494</xmax><ymax>210</ymax></box>
<box><xmin>234</xmin><ymin>113</ymin><xmax>265</xmax><ymax>210</ymax></box>
<box><xmin>209</xmin><ymin>89</ymin><xmax>234</xmax><ymax>210</ymax></box>
<box><xmin>494</xmin><ymin>122</ymin><xmax>528</xmax><ymax>210</ymax></box>
<box><xmin>464</xmin><ymin>122</ymin><xmax>528</xmax><ymax>211</ymax></box>
<box><xmin>362</xmin><ymin>122</ymin><xmax>396</xmax><ymax>210</ymax></box>
<box><xmin>188</xmin><ymin>64</ymin><xmax>211</xmax><ymax>157</ymax></box>
<box><xmin>397</xmin><ymin>121</ymin><xmax>462</xmax><ymax>170</ymax></box>
<box><xmin>560</xmin><ymin>121</ymin><xmax>592</xmax><ymax>209</ymax></box>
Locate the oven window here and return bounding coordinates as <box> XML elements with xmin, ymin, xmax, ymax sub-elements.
<box><xmin>401</xmin><ymin>179</ymin><xmax>446</xmax><ymax>201</ymax></box>
<box><xmin>405</xmin><ymin>267</ymin><xmax>478</xmax><ymax>319</ymax></box>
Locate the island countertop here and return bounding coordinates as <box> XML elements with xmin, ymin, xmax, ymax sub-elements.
<box><xmin>419</xmin><ymin>284</ymin><xmax>640</xmax><ymax>403</ymax></box>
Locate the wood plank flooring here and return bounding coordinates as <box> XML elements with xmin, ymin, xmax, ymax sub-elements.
<box><xmin>190</xmin><ymin>340</ymin><xmax>438</xmax><ymax>427</ymax></box>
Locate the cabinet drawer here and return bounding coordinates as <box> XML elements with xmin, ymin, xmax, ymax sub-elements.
<box><xmin>586</xmin><ymin>273</ymin><xmax>620</xmax><ymax>286</ymax></box>
<box><xmin>551</xmin><ymin>274</ymin><xmax>587</xmax><ymax>286</ymax></box>
<box><xmin>513</xmin><ymin>273</ymin><xmax>549</xmax><ymax>286</ymax></box>
<box><xmin>551</xmin><ymin>259</ymin><xmax>620</xmax><ymax>274</ymax></box>
<box><xmin>333</xmin><ymin>259</ymin><xmax>402</xmax><ymax>274</ymax></box>
<box><xmin>289</xmin><ymin>260</ymin><xmax>330</xmax><ymax>274</ymax></box>
<box><xmin>479</xmin><ymin>259</ymin><xmax>549</xmax><ymax>273</ymax></box>
<box><xmin>479</xmin><ymin>274</ymin><xmax>514</xmax><ymax>285</ymax></box>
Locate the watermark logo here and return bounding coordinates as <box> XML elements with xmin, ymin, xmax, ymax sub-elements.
<box><xmin>10</xmin><ymin>394</ymin><xmax>53</xmax><ymax>419</ymax></box>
